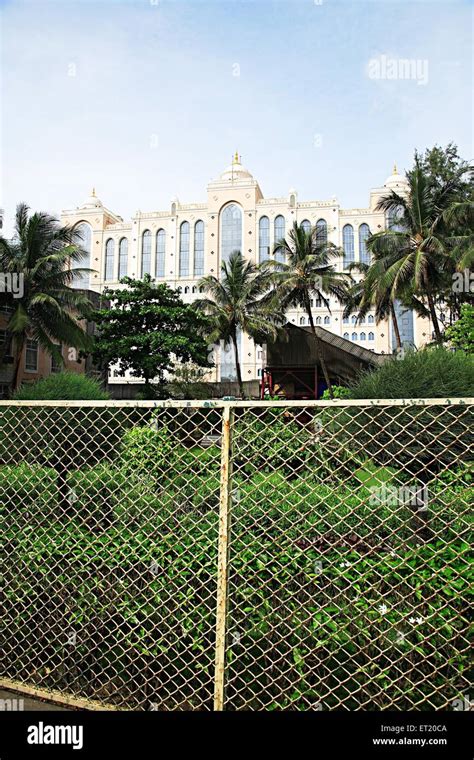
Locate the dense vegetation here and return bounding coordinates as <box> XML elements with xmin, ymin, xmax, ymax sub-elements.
<box><xmin>2</xmin><ymin>406</ymin><xmax>471</xmax><ymax>709</ymax></box>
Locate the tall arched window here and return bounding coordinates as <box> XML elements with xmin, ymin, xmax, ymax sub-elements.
<box><xmin>299</xmin><ymin>317</ymin><xmax>306</xmax><ymax>326</ymax></box>
<box><xmin>343</xmin><ymin>224</ymin><xmax>354</xmax><ymax>268</ymax></box>
<box><xmin>316</xmin><ymin>218</ymin><xmax>327</xmax><ymax>246</ymax></box>
<box><xmin>351</xmin><ymin>332</ymin><xmax>358</xmax><ymax>341</ymax></box>
<box><xmin>368</xmin><ymin>314</ymin><xmax>375</xmax><ymax>324</ymax></box>
<box><xmin>259</xmin><ymin>216</ymin><xmax>270</xmax><ymax>263</ymax></box>
<box><xmin>194</xmin><ymin>221</ymin><xmax>204</xmax><ymax>276</ymax></box>
<box><xmin>315</xmin><ymin>316</ymin><xmax>322</xmax><ymax>325</ymax></box>
<box><xmin>118</xmin><ymin>238</ymin><xmax>128</xmax><ymax>279</ymax></box>
<box><xmin>343</xmin><ymin>332</ymin><xmax>349</xmax><ymax>340</ymax></box>
<box><xmin>387</xmin><ymin>206</ymin><xmax>403</xmax><ymax>231</ymax></box>
<box><xmin>141</xmin><ymin>230</ymin><xmax>151</xmax><ymax>277</ymax></box>
<box><xmin>368</xmin><ymin>332</ymin><xmax>375</xmax><ymax>341</ymax></box>
<box><xmin>324</xmin><ymin>316</ymin><xmax>330</xmax><ymax>325</ymax></box>
<box><xmin>220</xmin><ymin>203</ymin><xmax>242</xmax><ymax>266</ymax></box>
<box><xmin>343</xmin><ymin>316</ymin><xmax>349</xmax><ymax>325</ymax></box>
<box><xmin>73</xmin><ymin>222</ymin><xmax>91</xmax><ymax>288</ymax></box>
<box><xmin>351</xmin><ymin>314</ymin><xmax>357</xmax><ymax>324</ymax></box>
<box><xmin>156</xmin><ymin>229</ymin><xmax>165</xmax><ymax>277</ymax></box>
<box><xmin>274</xmin><ymin>215</ymin><xmax>285</xmax><ymax>264</ymax></box>
<box><xmin>104</xmin><ymin>239</ymin><xmax>115</xmax><ymax>281</ymax></box>
<box><xmin>301</xmin><ymin>219</ymin><xmax>311</xmax><ymax>234</ymax></box>
<box><xmin>360</xmin><ymin>332</ymin><xmax>366</xmax><ymax>341</ymax></box>
<box><xmin>359</xmin><ymin>223</ymin><xmax>371</xmax><ymax>265</ymax></box>
<box><xmin>179</xmin><ymin>222</ymin><xmax>190</xmax><ymax>277</ymax></box>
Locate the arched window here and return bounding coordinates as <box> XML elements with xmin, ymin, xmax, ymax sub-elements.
<box><xmin>352</xmin><ymin>332</ymin><xmax>358</xmax><ymax>341</ymax></box>
<box><xmin>192</xmin><ymin>286</ymin><xmax>197</xmax><ymax>293</ymax></box>
<box><xmin>387</xmin><ymin>206</ymin><xmax>403</xmax><ymax>231</ymax></box>
<box><xmin>343</xmin><ymin>224</ymin><xmax>354</xmax><ymax>269</ymax></box>
<box><xmin>343</xmin><ymin>316</ymin><xmax>349</xmax><ymax>324</ymax></box>
<box><xmin>118</xmin><ymin>238</ymin><xmax>128</xmax><ymax>280</ymax></box>
<box><xmin>343</xmin><ymin>332</ymin><xmax>349</xmax><ymax>340</ymax></box>
<box><xmin>324</xmin><ymin>316</ymin><xmax>330</xmax><ymax>325</ymax></box>
<box><xmin>301</xmin><ymin>219</ymin><xmax>311</xmax><ymax>234</ymax></box>
<box><xmin>259</xmin><ymin>216</ymin><xmax>270</xmax><ymax>263</ymax></box>
<box><xmin>141</xmin><ymin>230</ymin><xmax>151</xmax><ymax>277</ymax></box>
<box><xmin>351</xmin><ymin>314</ymin><xmax>357</xmax><ymax>324</ymax></box>
<box><xmin>193</xmin><ymin>220</ymin><xmax>204</xmax><ymax>276</ymax></box>
<box><xmin>359</xmin><ymin>223</ymin><xmax>371</xmax><ymax>265</ymax></box>
<box><xmin>368</xmin><ymin>314</ymin><xmax>375</xmax><ymax>324</ymax></box>
<box><xmin>289</xmin><ymin>194</ymin><xmax>296</xmax><ymax>208</ymax></box>
<box><xmin>104</xmin><ymin>239</ymin><xmax>115</xmax><ymax>281</ymax></box>
<box><xmin>179</xmin><ymin>222</ymin><xmax>190</xmax><ymax>277</ymax></box>
<box><xmin>299</xmin><ymin>316</ymin><xmax>306</xmax><ymax>325</ymax></box>
<box><xmin>220</xmin><ymin>203</ymin><xmax>242</xmax><ymax>266</ymax></box>
<box><xmin>156</xmin><ymin>229</ymin><xmax>165</xmax><ymax>277</ymax></box>
<box><xmin>360</xmin><ymin>332</ymin><xmax>366</xmax><ymax>341</ymax></box>
<box><xmin>315</xmin><ymin>316</ymin><xmax>322</xmax><ymax>325</ymax></box>
<box><xmin>73</xmin><ymin>222</ymin><xmax>91</xmax><ymax>288</ymax></box>
<box><xmin>368</xmin><ymin>332</ymin><xmax>375</xmax><ymax>341</ymax></box>
<box><xmin>274</xmin><ymin>215</ymin><xmax>285</xmax><ymax>264</ymax></box>
<box><xmin>316</xmin><ymin>219</ymin><xmax>327</xmax><ymax>246</ymax></box>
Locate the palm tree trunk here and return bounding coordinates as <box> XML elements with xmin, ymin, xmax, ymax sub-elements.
<box><xmin>390</xmin><ymin>302</ymin><xmax>402</xmax><ymax>350</ymax></box>
<box><xmin>305</xmin><ymin>298</ymin><xmax>333</xmax><ymax>399</ymax></box>
<box><xmin>11</xmin><ymin>336</ymin><xmax>25</xmax><ymax>393</ymax></box>
<box><xmin>426</xmin><ymin>290</ymin><xmax>443</xmax><ymax>345</ymax></box>
<box><xmin>231</xmin><ymin>331</ymin><xmax>245</xmax><ymax>400</ymax></box>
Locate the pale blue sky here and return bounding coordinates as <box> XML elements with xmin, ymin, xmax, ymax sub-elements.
<box><xmin>1</xmin><ymin>0</ymin><xmax>472</xmax><ymax>235</ymax></box>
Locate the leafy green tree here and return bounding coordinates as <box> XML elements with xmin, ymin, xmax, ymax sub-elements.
<box><xmin>445</xmin><ymin>304</ymin><xmax>474</xmax><ymax>354</ymax></box>
<box><xmin>0</xmin><ymin>203</ymin><xmax>93</xmax><ymax>392</ymax></box>
<box><xmin>271</xmin><ymin>221</ymin><xmax>350</xmax><ymax>398</ymax></box>
<box><xmin>88</xmin><ymin>275</ymin><xmax>212</xmax><ymax>397</ymax></box>
<box><xmin>195</xmin><ymin>251</ymin><xmax>284</xmax><ymax>399</ymax></box>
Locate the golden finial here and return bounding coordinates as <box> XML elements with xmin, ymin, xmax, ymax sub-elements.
<box><xmin>233</xmin><ymin>150</ymin><xmax>239</xmax><ymax>165</ymax></box>
<box><xmin>392</xmin><ymin>163</ymin><xmax>398</xmax><ymax>175</ymax></box>
<box><xmin>91</xmin><ymin>187</ymin><xmax>96</xmax><ymax>197</ymax></box>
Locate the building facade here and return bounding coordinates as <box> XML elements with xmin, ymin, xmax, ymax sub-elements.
<box><xmin>61</xmin><ymin>155</ymin><xmax>434</xmax><ymax>385</ymax></box>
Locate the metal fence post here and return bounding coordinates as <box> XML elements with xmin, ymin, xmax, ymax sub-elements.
<box><xmin>213</xmin><ymin>403</ymin><xmax>234</xmax><ymax>711</ymax></box>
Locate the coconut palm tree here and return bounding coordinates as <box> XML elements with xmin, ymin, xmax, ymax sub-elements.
<box><xmin>270</xmin><ymin>221</ymin><xmax>350</xmax><ymax>399</ymax></box>
<box><xmin>195</xmin><ymin>251</ymin><xmax>284</xmax><ymax>399</ymax></box>
<box><xmin>368</xmin><ymin>161</ymin><xmax>473</xmax><ymax>344</ymax></box>
<box><xmin>0</xmin><ymin>203</ymin><xmax>93</xmax><ymax>392</ymax></box>
<box><xmin>342</xmin><ymin>261</ymin><xmax>428</xmax><ymax>352</ymax></box>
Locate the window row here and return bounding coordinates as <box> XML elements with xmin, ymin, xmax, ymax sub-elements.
<box><xmin>343</xmin><ymin>332</ymin><xmax>375</xmax><ymax>341</ymax></box>
<box><xmin>343</xmin><ymin>314</ymin><xmax>375</xmax><ymax>325</ymax></box>
<box><xmin>299</xmin><ymin>315</ymin><xmax>331</xmax><ymax>326</ymax></box>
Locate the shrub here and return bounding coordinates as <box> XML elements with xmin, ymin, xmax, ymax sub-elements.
<box><xmin>120</xmin><ymin>424</ymin><xmax>176</xmax><ymax>484</ymax></box>
<box><xmin>14</xmin><ymin>372</ymin><xmax>109</xmax><ymax>401</ymax></box>
<box><xmin>339</xmin><ymin>349</ymin><xmax>474</xmax><ymax>480</ymax></box>
<box><xmin>445</xmin><ymin>304</ymin><xmax>474</xmax><ymax>354</ymax></box>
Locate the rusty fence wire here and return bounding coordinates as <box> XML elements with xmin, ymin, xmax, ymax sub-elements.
<box><xmin>0</xmin><ymin>399</ymin><xmax>472</xmax><ymax>711</ymax></box>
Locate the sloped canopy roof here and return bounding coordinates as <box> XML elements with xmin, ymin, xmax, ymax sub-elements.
<box><xmin>266</xmin><ymin>323</ymin><xmax>386</xmax><ymax>384</ymax></box>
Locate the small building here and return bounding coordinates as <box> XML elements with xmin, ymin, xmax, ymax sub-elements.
<box><xmin>262</xmin><ymin>323</ymin><xmax>386</xmax><ymax>399</ymax></box>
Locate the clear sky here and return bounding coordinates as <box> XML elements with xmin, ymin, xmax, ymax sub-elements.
<box><xmin>1</xmin><ymin>0</ymin><xmax>472</xmax><ymax>235</ymax></box>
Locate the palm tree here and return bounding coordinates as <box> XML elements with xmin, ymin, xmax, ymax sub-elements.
<box><xmin>0</xmin><ymin>203</ymin><xmax>93</xmax><ymax>392</ymax></box>
<box><xmin>342</xmin><ymin>261</ymin><xmax>426</xmax><ymax>352</ymax></box>
<box><xmin>195</xmin><ymin>251</ymin><xmax>284</xmax><ymax>399</ymax></box>
<box><xmin>368</xmin><ymin>161</ymin><xmax>472</xmax><ymax>344</ymax></box>
<box><xmin>270</xmin><ymin>221</ymin><xmax>350</xmax><ymax>399</ymax></box>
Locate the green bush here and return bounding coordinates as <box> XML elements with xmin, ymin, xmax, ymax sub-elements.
<box><xmin>14</xmin><ymin>371</ymin><xmax>109</xmax><ymax>401</ymax></box>
<box><xmin>120</xmin><ymin>424</ymin><xmax>176</xmax><ymax>484</ymax></box>
<box><xmin>340</xmin><ymin>349</ymin><xmax>474</xmax><ymax>480</ymax></box>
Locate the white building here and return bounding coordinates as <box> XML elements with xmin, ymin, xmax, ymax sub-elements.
<box><xmin>61</xmin><ymin>155</ymin><xmax>433</xmax><ymax>385</ymax></box>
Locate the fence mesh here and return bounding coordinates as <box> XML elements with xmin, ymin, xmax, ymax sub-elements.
<box><xmin>0</xmin><ymin>400</ymin><xmax>472</xmax><ymax>710</ymax></box>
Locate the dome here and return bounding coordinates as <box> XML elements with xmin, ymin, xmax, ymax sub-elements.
<box><xmin>219</xmin><ymin>152</ymin><xmax>253</xmax><ymax>181</ymax></box>
<box><xmin>384</xmin><ymin>164</ymin><xmax>408</xmax><ymax>190</ymax></box>
<box><xmin>81</xmin><ymin>188</ymin><xmax>103</xmax><ymax>209</ymax></box>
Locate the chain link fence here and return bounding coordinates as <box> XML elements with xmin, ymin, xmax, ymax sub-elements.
<box><xmin>0</xmin><ymin>399</ymin><xmax>472</xmax><ymax>710</ymax></box>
